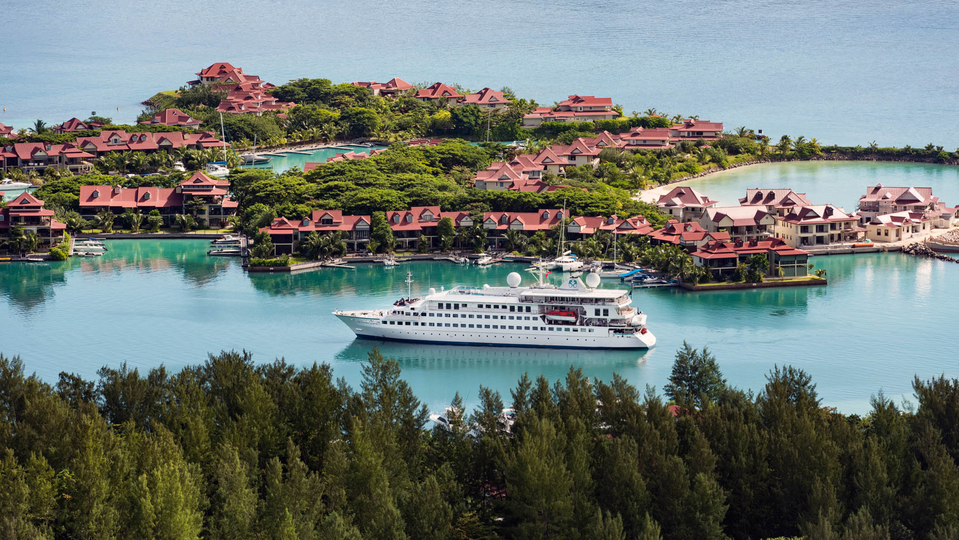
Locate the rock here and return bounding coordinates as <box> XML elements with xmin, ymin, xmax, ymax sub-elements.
<box><xmin>903</xmin><ymin>242</ymin><xmax>959</xmax><ymax>263</ymax></box>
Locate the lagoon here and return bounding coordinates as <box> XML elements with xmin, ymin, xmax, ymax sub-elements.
<box><xmin>1</xmin><ymin>235</ymin><xmax>956</xmax><ymax>415</ymax></box>
<box><xmin>240</xmin><ymin>145</ymin><xmax>387</xmax><ymax>174</ymax></box>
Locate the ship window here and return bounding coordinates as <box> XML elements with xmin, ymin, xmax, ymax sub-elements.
<box><xmin>595</xmin><ymin>309</ymin><xmax>600</xmax><ymax>316</ymax></box>
<box><xmin>382</xmin><ymin>321</ymin><xmax>387</xmax><ymax>325</ymax></box>
<box><xmin>389</xmin><ymin>321</ymin><xmax>395</xmax><ymax>325</ymax></box>
<box><xmin>405</xmin><ymin>322</ymin><xmax>411</xmax><ymax>326</ymax></box>
<box><xmin>445</xmin><ymin>303</ymin><xmax>451</xmax><ymax>309</ymax></box>
<box><xmin>445</xmin><ymin>323</ymin><xmax>450</xmax><ymax>327</ymax></box>
<box><xmin>485</xmin><ymin>325</ymin><xmax>490</xmax><ymax>329</ymax></box>
<box><xmin>603</xmin><ymin>309</ymin><xmax>609</xmax><ymax>316</ymax></box>
<box><xmin>565</xmin><ymin>328</ymin><xmax>570</xmax><ymax>332</ymax></box>
<box><xmin>468</xmin><ymin>314</ymin><xmax>474</xmax><ymax>319</ymax></box>
<box><xmin>525</xmin><ymin>306</ymin><xmax>531</xmax><ymax>313</ymax></box>
<box><xmin>452</xmin><ymin>314</ymin><xmax>458</xmax><ymax>318</ymax></box>
<box><xmin>573</xmin><ymin>328</ymin><xmax>578</xmax><ymax>332</ymax></box>
<box><xmin>493</xmin><ymin>325</ymin><xmax>499</xmax><ymax>329</ymax></box>
<box><xmin>454</xmin><ymin>303</ymin><xmax>459</xmax><ymax>309</ymax></box>
<box><xmin>508</xmin><ymin>316</ymin><xmax>514</xmax><ymax>320</ymax></box>
<box><xmin>524</xmin><ymin>326</ymin><xmax>530</xmax><ymax>330</ymax></box>
<box><xmin>549</xmin><ymin>327</ymin><xmax>554</xmax><ymax>331</ymax></box>
<box><xmin>485</xmin><ymin>315</ymin><xmax>490</xmax><ymax>319</ymax></box>
<box><xmin>453</xmin><ymin>324</ymin><xmax>458</xmax><ymax>327</ymax></box>
<box><xmin>469</xmin><ymin>324</ymin><xmax>474</xmax><ymax>328</ymax></box>
<box><xmin>509</xmin><ymin>306</ymin><xmax>515</xmax><ymax>312</ymax></box>
<box><xmin>589</xmin><ymin>329</ymin><xmax>594</xmax><ymax>333</ymax></box>
<box><xmin>509</xmin><ymin>326</ymin><xmax>514</xmax><ymax>330</ymax></box>
<box><xmin>429</xmin><ymin>323</ymin><xmax>434</xmax><ymax>327</ymax></box>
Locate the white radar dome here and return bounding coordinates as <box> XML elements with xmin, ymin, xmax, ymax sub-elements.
<box><xmin>506</xmin><ymin>272</ymin><xmax>522</xmax><ymax>288</ymax></box>
<box><xmin>483</xmin><ymin>284</ymin><xmax>490</xmax><ymax>290</ymax></box>
<box><xmin>585</xmin><ymin>273</ymin><xmax>601</xmax><ymax>288</ymax></box>
<box><xmin>429</xmin><ymin>287</ymin><xmax>436</xmax><ymax>295</ymax></box>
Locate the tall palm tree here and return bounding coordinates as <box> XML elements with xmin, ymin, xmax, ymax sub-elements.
<box><xmin>301</xmin><ymin>231</ymin><xmax>326</xmax><ymax>260</ymax></box>
<box><xmin>95</xmin><ymin>210</ymin><xmax>115</xmax><ymax>233</ymax></box>
<box><xmin>735</xmin><ymin>126</ymin><xmax>749</xmax><ymax>137</ymax></box>
<box><xmin>175</xmin><ymin>214</ymin><xmax>196</xmax><ymax>232</ymax></box>
<box><xmin>777</xmin><ymin>135</ymin><xmax>792</xmax><ymax>159</ymax></box>
<box><xmin>31</xmin><ymin>119</ymin><xmax>48</xmax><ymax>135</ymax></box>
<box><xmin>22</xmin><ymin>232</ymin><xmax>40</xmax><ymax>255</ymax></box>
<box><xmin>126</xmin><ymin>211</ymin><xmax>145</xmax><ymax>233</ymax></box>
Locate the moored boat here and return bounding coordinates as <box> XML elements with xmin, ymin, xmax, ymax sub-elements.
<box><xmin>333</xmin><ymin>267</ymin><xmax>655</xmax><ymax>349</ymax></box>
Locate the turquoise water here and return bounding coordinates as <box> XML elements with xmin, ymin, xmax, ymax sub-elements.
<box><xmin>683</xmin><ymin>161</ymin><xmax>959</xmax><ymax>211</ymax></box>
<box><xmin>1</xmin><ymin>237</ymin><xmax>956</xmax><ymax>414</ymax></box>
<box><xmin>2</xmin><ymin>1</ymin><xmax>958</xmax><ymax>147</ymax></box>
<box><xmin>241</xmin><ymin>145</ymin><xmax>387</xmax><ymax>174</ymax></box>
<box><xmin>1</xmin><ymin>186</ymin><xmax>36</xmax><ymax>202</ymax></box>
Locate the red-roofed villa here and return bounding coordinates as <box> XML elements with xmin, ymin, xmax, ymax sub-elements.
<box><xmin>0</xmin><ymin>192</ymin><xmax>66</xmax><ymax>247</ymax></box>
<box><xmin>141</xmin><ymin>109</ymin><xmax>202</xmax><ymax>129</ymax></box>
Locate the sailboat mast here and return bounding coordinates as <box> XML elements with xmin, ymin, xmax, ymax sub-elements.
<box><xmin>219</xmin><ymin>111</ymin><xmax>227</xmax><ymax>164</ymax></box>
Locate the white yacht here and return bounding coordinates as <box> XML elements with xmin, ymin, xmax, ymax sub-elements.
<box><xmin>334</xmin><ymin>268</ymin><xmax>655</xmax><ymax>349</ymax></box>
<box><xmin>205</xmin><ymin>162</ymin><xmax>230</xmax><ymax>178</ymax></box>
<box><xmin>0</xmin><ymin>179</ymin><xmax>32</xmax><ymax>192</ymax></box>
<box><xmin>548</xmin><ymin>252</ymin><xmax>584</xmax><ymax>272</ymax></box>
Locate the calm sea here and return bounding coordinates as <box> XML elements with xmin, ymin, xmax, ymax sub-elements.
<box><xmin>1</xmin><ymin>1</ymin><xmax>958</xmax><ymax>148</ymax></box>
<box><xmin>2</xmin><ymin>162</ymin><xmax>957</xmax><ymax>415</ymax></box>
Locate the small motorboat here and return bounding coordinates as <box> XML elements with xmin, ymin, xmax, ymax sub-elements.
<box><xmin>207</xmin><ymin>248</ymin><xmax>241</xmax><ymax>256</ymax></box>
<box><xmin>452</xmin><ymin>256</ymin><xmax>468</xmax><ymax>265</ymax></box>
<box><xmin>0</xmin><ymin>178</ymin><xmax>33</xmax><ymax>192</ymax></box>
<box><xmin>74</xmin><ymin>251</ymin><xmax>102</xmax><ymax>257</ymax></box>
<box><xmin>545</xmin><ymin>309</ymin><xmax>578</xmax><ymax>323</ymax></box>
<box><xmin>172</xmin><ymin>161</ymin><xmax>186</xmax><ymax>172</ymax></box>
<box><xmin>205</xmin><ymin>162</ymin><xmax>230</xmax><ymax>178</ymax></box>
<box><xmin>382</xmin><ymin>258</ymin><xmax>399</xmax><ymax>267</ymax></box>
<box><xmin>475</xmin><ymin>255</ymin><xmax>497</xmax><ymax>266</ymax></box>
<box><xmin>210</xmin><ymin>235</ymin><xmax>240</xmax><ymax>246</ymax></box>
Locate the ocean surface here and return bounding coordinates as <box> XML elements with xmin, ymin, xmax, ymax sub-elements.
<box><xmin>2</xmin><ymin>0</ymin><xmax>958</xmax><ymax>148</ymax></box>
<box><xmin>2</xmin><ymin>161</ymin><xmax>958</xmax><ymax>415</ymax></box>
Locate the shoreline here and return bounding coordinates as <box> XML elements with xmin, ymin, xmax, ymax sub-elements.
<box><xmin>637</xmin><ymin>155</ymin><xmax>959</xmax><ymax>203</ymax></box>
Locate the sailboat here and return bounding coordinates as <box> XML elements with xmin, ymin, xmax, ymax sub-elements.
<box><xmin>547</xmin><ymin>200</ymin><xmax>584</xmax><ymax>272</ymax></box>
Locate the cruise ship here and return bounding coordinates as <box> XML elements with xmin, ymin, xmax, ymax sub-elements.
<box><xmin>333</xmin><ymin>268</ymin><xmax>655</xmax><ymax>349</ymax></box>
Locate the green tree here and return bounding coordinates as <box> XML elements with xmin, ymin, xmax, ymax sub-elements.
<box><xmin>437</xmin><ymin>216</ymin><xmax>456</xmax><ymax>252</ymax></box>
<box><xmin>370</xmin><ymin>212</ymin><xmax>396</xmax><ymax>254</ymax></box>
<box><xmin>147</xmin><ymin>210</ymin><xmax>164</xmax><ymax>232</ymax></box>
<box><xmin>95</xmin><ymin>209</ymin><xmax>116</xmax><ymax>233</ymax></box>
<box><xmin>250</xmin><ymin>231</ymin><xmax>275</xmax><ymax>259</ymax></box>
<box><xmin>665</xmin><ymin>342</ymin><xmax>727</xmax><ymax>410</ymax></box>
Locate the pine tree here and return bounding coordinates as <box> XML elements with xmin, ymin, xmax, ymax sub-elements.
<box><xmin>585</xmin><ymin>509</ymin><xmax>625</xmax><ymax>540</ymax></box>
<box><xmin>504</xmin><ymin>415</ymin><xmax>573</xmax><ymax>539</ymax></box>
<box><xmin>209</xmin><ymin>443</ymin><xmax>257</xmax><ymax>540</ymax></box>
<box><xmin>664</xmin><ymin>342</ymin><xmax>726</xmax><ymax>411</ymax></box>
<box><xmin>318</xmin><ymin>512</ymin><xmax>362</xmax><ymax>540</ymax></box>
<box><xmin>636</xmin><ymin>513</ymin><xmax>663</xmax><ymax>540</ymax></box>
<box><xmin>403</xmin><ymin>474</ymin><xmax>452</xmax><ymax>540</ymax></box>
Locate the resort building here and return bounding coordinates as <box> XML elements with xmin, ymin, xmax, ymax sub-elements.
<box><xmin>856</xmin><ymin>184</ymin><xmax>953</xmax><ymax>227</ymax></box>
<box><xmin>79</xmin><ymin>172</ymin><xmax>237</xmax><ymax>228</ymax></box>
<box><xmin>408</xmin><ymin>138</ymin><xmax>443</xmax><ymax>147</ymax></box>
<box><xmin>655</xmin><ymin>186</ymin><xmax>718</xmax><ymax>222</ymax></box>
<box><xmin>566</xmin><ymin>215</ymin><xmax>654</xmax><ymax>240</ymax></box>
<box><xmin>698</xmin><ymin>206</ymin><xmax>776</xmax><ymax>242</ymax></box>
<box><xmin>550</xmin><ymin>139</ymin><xmax>602</xmax><ymax>168</ymax></box>
<box><xmin>738</xmin><ymin>188</ymin><xmax>813</xmax><ymax>217</ymax></box>
<box><xmin>865</xmin><ymin>211</ymin><xmax>931</xmax><ymax>243</ymax></box>
<box><xmin>531</xmin><ymin>147</ymin><xmax>573</xmax><ymax>176</ymax></box>
<box><xmin>0</xmin><ymin>123</ymin><xmax>14</xmax><ymax>138</ymax></box>
<box><xmin>75</xmin><ymin>130</ymin><xmax>228</xmax><ymax>157</ymax></box>
<box><xmin>483</xmin><ymin>209</ymin><xmax>566</xmax><ymax>249</ymax></box>
<box><xmin>460</xmin><ymin>88</ymin><xmax>511</xmax><ymax>111</ymax></box>
<box><xmin>216</xmin><ymin>82</ymin><xmax>295</xmax><ymax>115</ymax></box>
<box><xmin>0</xmin><ymin>192</ymin><xmax>66</xmax><ymax>247</ymax></box>
<box><xmin>141</xmin><ymin>108</ymin><xmax>202</xmax><ymax>129</ymax></box>
<box><xmin>190</xmin><ymin>62</ymin><xmax>275</xmax><ymax>90</ymax></box>
<box><xmin>53</xmin><ymin>117</ymin><xmax>103</xmax><ymax>134</ymax></box>
<box><xmin>580</xmin><ymin>131</ymin><xmax>624</xmax><ymax>150</ymax></box>
<box><xmin>647</xmin><ymin>220</ymin><xmax>718</xmax><ymax>249</ymax></box>
<box><xmin>669</xmin><ymin>119</ymin><xmax>724</xmax><ymax>141</ymax></box>
<box><xmin>521</xmin><ymin>95</ymin><xmax>619</xmax><ymax>127</ymax></box>
<box><xmin>351</xmin><ymin>78</ymin><xmax>413</xmax><ymax>97</ymax></box>
<box><xmin>472</xmin><ymin>160</ymin><xmax>570</xmax><ymax>193</ymax></box>
<box><xmin>691</xmin><ymin>238</ymin><xmax>810</xmax><ymax>279</ymax></box>
<box><xmin>619</xmin><ymin>127</ymin><xmax>674</xmax><ymax>150</ymax></box>
<box><xmin>2</xmin><ymin>142</ymin><xmax>95</xmax><ymax>173</ymax></box>
<box><xmin>414</xmin><ymin>83</ymin><xmax>463</xmax><ymax>102</ymax></box>
<box><xmin>261</xmin><ymin>210</ymin><xmax>373</xmax><ymax>254</ymax></box>
<box><xmin>774</xmin><ymin>205</ymin><xmax>863</xmax><ymax>248</ymax></box>
<box><xmin>387</xmin><ymin>207</ymin><xmax>474</xmax><ymax>250</ymax></box>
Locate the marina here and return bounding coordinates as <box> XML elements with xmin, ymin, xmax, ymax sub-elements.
<box><xmin>1</xmin><ymin>238</ymin><xmax>956</xmax><ymax>414</ymax></box>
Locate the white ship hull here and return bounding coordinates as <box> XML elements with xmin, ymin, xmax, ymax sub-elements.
<box><xmin>334</xmin><ymin>312</ymin><xmax>655</xmax><ymax>349</ymax></box>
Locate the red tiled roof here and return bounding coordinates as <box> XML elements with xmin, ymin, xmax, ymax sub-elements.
<box><xmin>739</xmin><ymin>189</ymin><xmax>812</xmax><ymax>208</ymax></box>
<box><xmin>483</xmin><ymin>209</ymin><xmax>565</xmax><ymax>231</ymax></box>
<box><xmin>656</xmin><ymin>186</ymin><xmax>717</xmax><ymax>208</ymax></box>
<box><xmin>143</xmin><ymin>108</ymin><xmax>202</xmax><ymax>128</ymax></box>
<box><xmin>777</xmin><ymin>205</ymin><xmax>857</xmax><ymax>225</ymax></box>
<box><xmin>461</xmin><ymin>88</ymin><xmax>511</xmax><ymax>106</ymax></box>
<box><xmin>858</xmin><ymin>184</ymin><xmax>937</xmax><ymax>205</ymax></box>
<box><xmin>415</xmin><ymin>82</ymin><xmax>463</xmax><ymax>100</ymax></box>
<box><xmin>558</xmin><ymin>95</ymin><xmax>614</xmax><ymax>109</ymax></box>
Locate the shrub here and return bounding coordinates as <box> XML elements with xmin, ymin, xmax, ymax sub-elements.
<box><xmin>249</xmin><ymin>254</ymin><xmax>291</xmax><ymax>267</ymax></box>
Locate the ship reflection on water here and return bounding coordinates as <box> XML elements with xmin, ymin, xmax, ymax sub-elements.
<box><xmin>334</xmin><ymin>338</ymin><xmax>656</xmax><ymax>404</ymax></box>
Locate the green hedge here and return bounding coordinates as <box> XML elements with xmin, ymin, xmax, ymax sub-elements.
<box><xmin>249</xmin><ymin>255</ymin><xmax>290</xmax><ymax>267</ymax></box>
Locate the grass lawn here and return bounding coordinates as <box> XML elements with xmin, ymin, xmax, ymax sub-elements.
<box><xmin>693</xmin><ymin>276</ymin><xmax>824</xmax><ymax>287</ymax></box>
